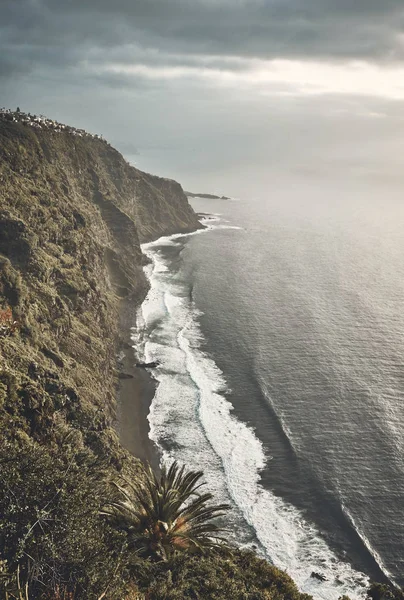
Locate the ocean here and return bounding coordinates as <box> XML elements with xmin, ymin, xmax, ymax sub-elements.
<box><xmin>133</xmin><ymin>189</ymin><xmax>404</xmax><ymax>599</ymax></box>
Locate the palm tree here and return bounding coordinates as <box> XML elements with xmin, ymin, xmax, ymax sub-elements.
<box><xmin>102</xmin><ymin>461</ymin><xmax>229</xmax><ymax>561</ymax></box>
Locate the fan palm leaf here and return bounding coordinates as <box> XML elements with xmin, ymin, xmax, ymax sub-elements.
<box><xmin>102</xmin><ymin>461</ymin><xmax>229</xmax><ymax>561</ymax></box>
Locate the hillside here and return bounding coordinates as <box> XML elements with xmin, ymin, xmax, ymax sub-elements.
<box><xmin>0</xmin><ymin>114</ymin><xmax>204</xmax><ymax>597</ymax></box>
<box><xmin>0</xmin><ymin>114</ymin><xmax>200</xmax><ymax>436</ymax></box>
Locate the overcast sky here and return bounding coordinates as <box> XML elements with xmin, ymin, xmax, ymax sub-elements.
<box><xmin>2</xmin><ymin>0</ymin><xmax>404</xmax><ymax>198</ymax></box>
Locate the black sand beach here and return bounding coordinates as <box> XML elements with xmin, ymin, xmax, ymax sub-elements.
<box><xmin>117</xmin><ymin>328</ymin><xmax>161</xmax><ymax>471</ymax></box>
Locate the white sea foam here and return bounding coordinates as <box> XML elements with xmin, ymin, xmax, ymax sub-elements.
<box><xmin>132</xmin><ymin>218</ymin><xmax>370</xmax><ymax>600</ymax></box>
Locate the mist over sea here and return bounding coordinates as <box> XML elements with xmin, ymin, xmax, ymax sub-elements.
<box><xmin>134</xmin><ymin>186</ymin><xmax>404</xmax><ymax>599</ymax></box>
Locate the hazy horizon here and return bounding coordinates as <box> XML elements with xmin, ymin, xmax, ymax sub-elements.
<box><xmin>2</xmin><ymin>1</ymin><xmax>404</xmax><ymax>199</ymax></box>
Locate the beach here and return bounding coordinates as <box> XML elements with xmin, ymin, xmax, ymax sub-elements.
<box><xmin>117</xmin><ymin>308</ymin><xmax>161</xmax><ymax>472</ymax></box>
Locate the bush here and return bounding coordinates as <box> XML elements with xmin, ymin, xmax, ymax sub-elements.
<box><xmin>0</xmin><ymin>438</ymin><xmax>131</xmax><ymax>599</ymax></box>
<box><xmin>130</xmin><ymin>548</ymin><xmax>312</xmax><ymax>600</ymax></box>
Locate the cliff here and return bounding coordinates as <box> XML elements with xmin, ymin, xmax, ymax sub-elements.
<box><xmin>0</xmin><ymin>116</ymin><xmax>200</xmax><ymax>457</ymax></box>
<box><xmin>0</xmin><ymin>116</ymin><xmax>207</xmax><ymax>596</ymax></box>
<box><xmin>185</xmin><ymin>191</ymin><xmax>230</xmax><ymax>200</ymax></box>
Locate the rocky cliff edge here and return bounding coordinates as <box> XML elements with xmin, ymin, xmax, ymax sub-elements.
<box><xmin>0</xmin><ymin>115</ymin><xmax>201</xmax><ymax>461</ymax></box>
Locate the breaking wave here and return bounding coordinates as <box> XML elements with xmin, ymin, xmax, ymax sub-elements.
<box><xmin>132</xmin><ymin>217</ymin><xmax>370</xmax><ymax>599</ymax></box>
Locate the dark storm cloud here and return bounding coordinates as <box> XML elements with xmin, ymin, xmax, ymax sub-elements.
<box><xmin>1</xmin><ymin>0</ymin><xmax>404</xmax><ymax>83</ymax></box>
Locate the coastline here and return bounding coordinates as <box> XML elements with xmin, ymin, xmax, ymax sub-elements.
<box><xmin>128</xmin><ymin>215</ymin><xmax>380</xmax><ymax>599</ymax></box>
<box><xmin>115</xmin><ymin>221</ymin><xmax>206</xmax><ymax>472</ymax></box>
<box><xmin>116</xmin><ymin>298</ymin><xmax>161</xmax><ymax>472</ymax></box>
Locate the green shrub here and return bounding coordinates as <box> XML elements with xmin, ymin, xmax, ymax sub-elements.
<box><xmin>130</xmin><ymin>548</ymin><xmax>312</xmax><ymax>600</ymax></box>
<box><xmin>0</xmin><ymin>438</ymin><xmax>131</xmax><ymax>599</ymax></box>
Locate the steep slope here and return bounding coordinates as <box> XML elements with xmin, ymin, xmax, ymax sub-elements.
<box><xmin>0</xmin><ymin>116</ymin><xmax>200</xmax><ymax>451</ymax></box>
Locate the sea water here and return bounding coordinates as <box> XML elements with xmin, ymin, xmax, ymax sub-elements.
<box><xmin>133</xmin><ymin>189</ymin><xmax>404</xmax><ymax>599</ymax></box>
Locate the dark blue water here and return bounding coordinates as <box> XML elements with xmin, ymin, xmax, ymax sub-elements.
<box><xmin>135</xmin><ymin>189</ymin><xmax>404</xmax><ymax>599</ymax></box>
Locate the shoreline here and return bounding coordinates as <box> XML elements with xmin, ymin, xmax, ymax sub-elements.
<box><xmin>126</xmin><ymin>219</ymin><xmax>386</xmax><ymax>598</ymax></box>
<box><xmin>116</xmin><ymin>297</ymin><xmax>161</xmax><ymax>472</ymax></box>
<box><xmin>115</xmin><ymin>221</ymin><xmax>205</xmax><ymax>473</ymax></box>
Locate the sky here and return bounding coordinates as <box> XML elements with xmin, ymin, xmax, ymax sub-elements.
<box><xmin>2</xmin><ymin>0</ymin><xmax>404</xmax><ymax>198</ymax></box>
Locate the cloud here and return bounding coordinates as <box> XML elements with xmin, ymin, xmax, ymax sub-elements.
<box><xmin>93</xmin><ymin>56</ymin><xmax>404</xmax><ymax>101</ymax></box>
<box><xmin>2</xmin><ymin>0</ymin><xmax>404</xmax><ymax>78</ymax></box>
<box><xmin>2</xmin><ymin>0</ymin><xmax>404</xmax><ymax>197</ymax></box>
<box><xmin>1</xmin><ymin>0</ymin><xmax>404</xmax><ymax>113</ymax></box>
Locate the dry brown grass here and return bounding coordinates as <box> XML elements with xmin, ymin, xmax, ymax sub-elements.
<box><xmin>123</xmin><ymin>582</ymin><xmax>146</xmax><ymax>600</ymax></box>
<box><xmin>0</xmin><ymin>306</ymin><xmax>19</xmax><ymax>337</ymax></box>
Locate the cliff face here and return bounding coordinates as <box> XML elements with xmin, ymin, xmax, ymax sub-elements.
<box><xmin>0</xmin><ymin>117</ymin><xmax>200</xmax><ymax>455</ymax></box>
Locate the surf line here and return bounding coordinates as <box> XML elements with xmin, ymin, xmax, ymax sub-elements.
<box><xmin>135</xmin><ymin>219</ymin><xmax>369</xmax><ymax>600</ymax></box>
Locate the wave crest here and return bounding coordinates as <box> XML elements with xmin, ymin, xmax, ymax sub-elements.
<box><xmin>133</xmin><ymin>219</ymin><xmax>369</xmax><ymax>599</ymax></box>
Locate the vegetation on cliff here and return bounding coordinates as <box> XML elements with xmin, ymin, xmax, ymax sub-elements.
<box><xmin>0</xmin><ymin>436</ymin><xmax>314</xmax><ymax>599</ymax></box>
<box><xmin>0</xmin><ymin>111</ymin><xmax>200</xmax><ymax>455</ymax></box>
<box><xmin>102</xmin><ymin>461</ymin><xmax>229</xmax><ymax>561</ymax></box>
<box><xmin>0</xmin><ymin>113</ymin><xmax>201</xmax><ymax>598</ymax></box>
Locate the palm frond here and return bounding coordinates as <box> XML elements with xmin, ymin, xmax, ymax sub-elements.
<box><xmin>102</xmin><ymin>461</ymin><xmax>230</xmax><ymax>561</ymax></box>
